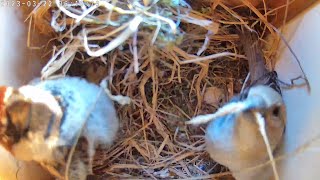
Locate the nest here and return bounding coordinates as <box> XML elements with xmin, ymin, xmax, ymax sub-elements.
<box><xmin>26</xmin><ymin>0</ymin><xmax>288</xmax><ymax>179</ymax></box>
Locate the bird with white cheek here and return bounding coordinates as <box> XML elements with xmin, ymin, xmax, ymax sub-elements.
<box><xmin>0</xmin><ymin>76</ymin><xmax>120</xmax><ymax>180</ymax></box>
<box><xmin>187</xmin><ymin>29</ymin><xmax>286</xmax><ymax>180</ymax></box>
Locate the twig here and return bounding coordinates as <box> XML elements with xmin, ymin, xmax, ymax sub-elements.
<box><xmin>271</xmin><ymin>26</ymin><xmax>311</xmax><ymax>94</ymax></box>
<box><xmin>180</xmin><ymin>52</ymin><xmax>246</xmax><ymax>64</ymax></box>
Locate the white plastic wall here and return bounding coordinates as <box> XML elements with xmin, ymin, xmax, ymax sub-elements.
<box><xmin>276</xmin><ymin>2</ymin><xmax>320</xmax><ymax>179</ymax></box>
<box><xmin>1</xmin><ymin>2</ymin><xmax>320</xmax><ymax>179</ymax></box>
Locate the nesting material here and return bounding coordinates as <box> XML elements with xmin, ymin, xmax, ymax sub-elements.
<box><xmin>254</xmin><ymin>112</ymin><xmax>279</xmax><ymax>180</ymax></box>
<box><xmin>26</xmin><ymin>0</ymin><xmax>290</xmax><ymax>179</ymax></box>
<box><xmin>204</xmin><ymin>86</ymin><xmax>225</xmax><ymax>108</ymax></box>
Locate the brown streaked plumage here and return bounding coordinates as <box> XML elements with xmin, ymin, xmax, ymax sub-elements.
<box><xmin>239</xmin><ymin>30</ymin><xmax>282</xmax><ymax>96</ymax></box>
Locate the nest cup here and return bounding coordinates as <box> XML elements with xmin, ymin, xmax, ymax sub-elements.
<box><xmin>1</xmin><ymin>0</ymin><xmax>319</xmax><ymax>179</ymax></box>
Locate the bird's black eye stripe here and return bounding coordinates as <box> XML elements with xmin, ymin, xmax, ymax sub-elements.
<box><xmin>5</xmin><ymin>110</ymin><xmax>21</xmax><ymax>143</ymax></box>
<box><xmin>5</xmin><ymin>110</ymin><xmax>13</xmax><ymax>128</ymax></box>
<box><xmin>272</xmin><ymin>106</ymin><xmax>280</xmax><ymax>117</ymax></box>
<box><xmin>44</xmin><ymin>114</ymin><xmax>56</xmax><ymax>139</ymax></box>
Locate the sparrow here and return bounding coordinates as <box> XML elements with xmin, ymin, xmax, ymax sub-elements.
<box><xmin>188</xmin><ymin>29</ymin><xmax>286</xmax><ymax>180</ymax></box>
<box><xmin>0</xmin><ymin>76</ymin><xmax>119</xmax><ymax>180</ymax></box>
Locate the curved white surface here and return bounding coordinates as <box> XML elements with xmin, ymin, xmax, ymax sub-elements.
<box><xmin>1</xmin><ymin>2</ymin><xmax>320</xmax><ymax>180</ymax></box>
<box><xmin>276</xmin><ymin>2</ymin><xmax>320</xmax><ymax>179</ymax></box>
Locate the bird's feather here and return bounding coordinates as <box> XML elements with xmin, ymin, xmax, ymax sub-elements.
<box><xmin>239</xmin><ymin>30</ymin><xmax>282</xmax><ymax>97</ymax></box>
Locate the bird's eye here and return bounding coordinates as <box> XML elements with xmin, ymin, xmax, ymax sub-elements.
<box><xmin>272</xmin><ymin>106</ymin><xmax>280</xmax><ymax>117</ymax></box>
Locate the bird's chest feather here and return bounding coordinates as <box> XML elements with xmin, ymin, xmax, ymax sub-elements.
<box><xmin>206</xmin><ymin>114</ymin><xmax>238</xmax><ymax>152</ymax></box>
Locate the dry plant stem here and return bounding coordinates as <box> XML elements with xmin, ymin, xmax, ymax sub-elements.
<box><xmin>176</xmin><ymin>8</ymin><xmax>219</xmax><ymax>34</ymax></box>
<box><xmin>25</xmin><ymin>1</ymin><xmax>45</xmax><ymax>21</ymax></box>
<box><xmin>197</xmin><ymin>30</ymin><xmax>213</xmax><ymax>56</ymax></box>
<box><xmin>193</xmin><ymin>62</ymin><xmax>209</xmax><ymax>114</ymax></box>
<box><xmin>142</xmin><ymin>10</ymin><xmax>177</xmax><ymax>33</ymax></box>
<box><xmin>265</xmin><ymin>2</ymin><xmax>295</xmax><ymax>17</ymax></box>
<box><xmin>240</xmin><ymin>72</ymin><xmax>251</xmax><ymax>94</ymax></box>
<box><xmin>180</xmin><ymin>52</ymin><xmax>246</xmax><ymax>64</ymax></box>
<box><xmin>55</xmin><ymin>0</ymin><xmax>136</xmax><ymax>21</ymax></box>
<box><xmin>83</xmin><ymin>15</ymin><xmax>143</xmax><ymax>57</ymax></box>
<box><xmin>186</xmin><ymin>102</ymin><xmax>246</xmax><ymax>125</ymax></box>
<box><xmin>106</xmin><ymin>0</ymin><xmax>118</xmax><ymax>26</ymax></box>
<box><xmin>85</xmin><ymin>23</ymin><xmax>129</xmax><ymax>41</ymax></box>
<box><xmin>57</xmin><ymin>0</ymin><xmax>177</xmax><ymax>33</ymax></box>
<box><xmin>271</xmin><ymin>26</ymin><xmax>311</xmax><ymax>93</ymax></box>
<box><xmin>240</xmin><ymin>0</ymin><xmax>276</xmax><ymax>37</ymax></box>
<box><xmin>41</xmin><ymin>40</ymin><xmax>80</xmax><ymax>79</ymax></box>
<box><xmin>151</xmin><ymin>19</ymin><xmax>161</xmax><ymax>44</ymax></box>
<box><xmin>132</xmin><ymin>31</ymin><xmax>139</xmax><ymax>73</ymax></box>
<box><xmin>218</xmin><ymin>3</ymin><xmax>250</xmax><ymax>30</ymax></box>
<box><xmin>56</xmin><ymin>0</ymin><xmax>82</xmax><ymax>19</ymax></box>
<box><xmin>254</xmin><ymin>112</ymin><xmax>279</xmax><ymax>180</ymax></box>
<box><xmin>75</xmin><ymin>4</ymin><xmax>99</xmax><ymax>23</ymax></box>
<box><xmin>27</xmin><ymin>15</ymin><xmax>33</xmax><ymax>48</ymax></box>
<box><xmin>54</xmin><ymin>0</ymin><xmax>180</xmax><ymax>61</ymax></box>
<box><xmin>51</xmin><ymin>9</ymin><xmax>66</xmax><ymax>32</ymax></box>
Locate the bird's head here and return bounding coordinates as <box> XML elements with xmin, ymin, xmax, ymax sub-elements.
<box><xmin>237</xmin><ymin>85</ymin><xmax>286</xmax><ymax>152</ymax></box>
<box><xmin>0</xmin><ymin>86</ymin><xmax>31</xmax><ymax>152</ymax></box>
<box><xmin>243</xmin><ymin>85</ymin><xmax>286</xmax><ymax>126</ymax></box>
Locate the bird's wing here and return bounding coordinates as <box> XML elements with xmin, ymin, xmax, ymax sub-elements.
<box><xmin>239</xmin><ymin>29</ymin><xmax>268</xmax><ymax>84</ymax></box>
<box><xmin>239</xmin><ymin>30</ymin><xmax>282</xmax><ymax>96</ymax></box>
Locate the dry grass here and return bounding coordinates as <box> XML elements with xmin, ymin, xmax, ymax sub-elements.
<box><xmin>25</xmin><ymin>0</ymin><xmax>292</xmax><ymax>179</ymax></box>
